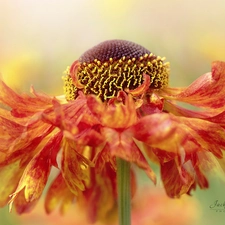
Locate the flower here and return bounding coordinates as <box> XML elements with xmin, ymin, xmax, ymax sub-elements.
<box><xmin>1</xmin><ymin>39</ymin><xmax>225</xmax><ymax>221</ymax></box>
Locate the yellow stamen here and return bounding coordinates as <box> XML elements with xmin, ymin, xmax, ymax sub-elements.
<box><xmin>63</xmin><ymin>40</ymin><xmax>170</xmax><ymax>101</ymax></box>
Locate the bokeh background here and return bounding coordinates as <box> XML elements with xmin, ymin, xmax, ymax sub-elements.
<box><xmin>1</xmin><ymin>0</ymin><xmax>225</xmax><ymax>224</ymax></box>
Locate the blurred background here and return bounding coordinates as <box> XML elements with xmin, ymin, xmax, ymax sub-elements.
<box><xmin>0</xmin><ymin>0</ymin><xmax>225</xmax><ymax>224</ymax></box>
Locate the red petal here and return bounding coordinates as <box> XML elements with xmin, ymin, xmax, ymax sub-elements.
<box><xmin>81</xmin><ymin>166</ymin><xmax>117</xmax><ymax>223</ymax></box>
<box><xmin>61</xmin><ymin>139</ymin><xmax>90</xmax><ymax>194</ymax></box>
<box><xmin>0</xmin><ymin>80</ymin><xmax>53</xmax><ymax>117</ymax></box>
<box><xmin>13</xmin><ymin>190</ymin><xmax>38</xmax><ymax>214</ymax></box>
<box><xmin>87</xmin><ymin>92</ymin><xmax>137</xmax><ymax>128</ymax></box>
<box><xmin>70</xmin><ymin>60</ymin><xmax>84</xmax><ymax>89</ymax></box>
<box><xmin>45</xmin><ymin>173</ymin><xmax>75</xmax><ymax>214</ymax></box>
<box><xmin>131</xmin><ymin>113</ymin><xmax>178</xmax><ymax>152</ymax></box>
<box><xmin>161</xmin><ymin>159</ymin><xmax>194</xmax><ymax>197</ymax></box>
<box><xmin>138</xmin><ymin>92</ymin><xmax>164</xmax><ymax>115</ymax></box>
<box><xmin>103</xmin><ymin>128</ymin><xmax>156</xmax><ymax>183</ymax></box>
<box><xmin>0</xmin><ymin>124</ymin><xmax>55</xmax><ymax>166</ymax></box>
<box><xmin>160</xmin><ymin>61</ymin><xmax>225</xmax><ymax>110</ymax></box>
<box><xmin>178</xmin><ymin>116</ymin><xmax>225</xmax><ymax>158</ymax></box>
<box><xmin>9</xmin><ymin>148</ymin><xmax>52</xmax><ymax>209</ymax></box>
<box><xmin>125</xmin><ymin>74</ymin><xmax>150</xmax><ymax>96</ymax></box>
<box><xmin>132</xmin><ymin>112</ymin><xmax>225</xmax><ymax>158</ymax></box>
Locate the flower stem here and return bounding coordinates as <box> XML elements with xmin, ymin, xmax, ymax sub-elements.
<box><xmin>116</xmin><ymin>157</ymin><xmax>131</xmax><ymax>225</ymax></box>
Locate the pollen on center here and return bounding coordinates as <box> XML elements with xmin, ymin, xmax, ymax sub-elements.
<box><xmin>63</xmin><ymin>40</ymin><xmax>170</xmax><ymax>101</ymax></box>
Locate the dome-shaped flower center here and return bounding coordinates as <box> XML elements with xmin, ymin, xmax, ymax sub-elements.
<box><xmin>63</xmin><ymin>40</ymin><xmax>170</xmax><ymax>101</ymax></box>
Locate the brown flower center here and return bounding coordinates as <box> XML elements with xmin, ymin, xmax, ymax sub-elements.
<box><xmin>63</xmin><ymin>40</ymin><xmax>170</xmax><ymax>101</ymax></box>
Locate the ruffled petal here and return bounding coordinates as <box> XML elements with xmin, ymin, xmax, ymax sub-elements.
<box><xmin>138</xmin><ymin>92</ymin><xmax>164</xmax><ymax>116</ymax></box>
<box><xmin>161</xmin><ymin>159</ymin><xmax>194</xmax><ymax>197</ymax></box>
<box><xmin>131</xmin><ymin>113</ymin><xmax>178</xmax><ymax>153</ymax></box>
<box><xmin>81</xmin><ymin>167</ymin><xmax>116</xmax><ymax>223</ymax></box>
<box><xmin>0</xmin><ymin>122</ymin><xmax>55</xmax><ymax>166</ymax></box>
<box><xmin>61</xmin><ymin>138</ymin><xmax>91</xmax><ymax>194</ymax></box>
<box><xmin>87</xmin><ymin>91</ymin><xmax>137</xmax><ymax>129</ymax></box>
<box><xmin>13</xmin><ymin>189</ymin><xmax>38</xmax><ymax>214</ymax></box>
<box><xmin>103</xmin><ymin>127</ymin><xmax>156</xmax><ymax>183</ymax></box>
<box><xmin>45</xmin><ymin>173</ymin><xmax>75</xmax><ymax>214</ymax></box>
<box><xmin>160</xmin><ymin>61</ymin><xmax>225</xmax><ymax>110</ymax></box>
<box><xmin>163</xmin><ymin>100</ymin><xmax>210</xmax><ymax>118</ymax></box>
<box><xmin>177</xmin><ymin>116</ymin><xmax>225</xmax><ymax>158</ymax></box>
<box><xmin>0</xmin><ymin>162</ymin><xmax>24</xmax><ymax>207</ymax></box>
<box><xmin>160</xmin><ymin>150</ymin><xmax>224</xmax><ymax>197</ymax></box>
<box><xmin>0</xmin><ymin>80</ymin><xmax>53</xmax><ymax>117</ymax></box>
<box><xmin>9</xmin><ymin>148</ymin><xmax>52</xmax><ymax>211</ymax></box>
<box><xmin>132</xmin><ymin>112</ymin><xmax>225</xmax><ymax>158</ymax></box>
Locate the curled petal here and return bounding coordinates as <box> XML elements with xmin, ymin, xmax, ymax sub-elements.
<box><xmin>161</xmin><ymin>150</ymin><xmax>225</xmax><ymax>197</ymax></box>
<box><xmin>132</xmin><ymin>112</ymin><xmax>225</xmax><ymax>158</ymax></box>
<box><xmin>138</xmin><ymin>92</ymin><xmax>164</xmax><ymax>115</ymax></box>
<box><xmin>0</xmin><ymin>80</ymin><xmax>53</xmax><ymax>117</ymax></box>
<box><xmin>177</xmin><ymin>117</ymin><xmax>225</xmax><ymax>158</ymax></box>
<box><xmin>87</xmin><ymin>92</ymin><xmax>137</xmax><ymax>128</ymax></box>
<box><xmin>81</xmin><ymin>168</ymin><xmax>117</xmax><ymax>223</ymax></box>
<box><xmin>103</xmin><ymin>128</ymin><xmax>156</xmax><ymax>183</ymax></box>
<box><xmin>9</xmin><ymin>148</ymin><xmax>52</xmax><ymax>210</ymax></box>
<box><xmin>125</xmin><ymin>74</ymin><xmax>150</xmax><ymax>96</ymax></box>
<box><xmin>131</xmin><ymin>113</ymin><xmax>178</xmax><ymax>153</ymax></box>
<box><xmin>161</xmin><ymin>159</ymin><xmax>194</xmax><ymax>198</ymax></box>
<box><xmin>70</xmin><ymin>60</ymin><xmax>84</xmax><ymax>89</ymax></box>
<box><xmin>160</xmin><ymin>61</ymin><xmax>225</xmax><ymax>110</ymax></box>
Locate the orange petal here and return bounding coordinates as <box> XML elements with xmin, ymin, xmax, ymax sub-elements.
<box><xmin>70</xmin><ymin>60</ymin><xmax>84</xmax><ymax>89</ymax></box>
<box><xmin>9</xmin><ymin>148</ymin><xmax>52</xmax><ymax>210</ymax></box>
<box><xmin>80</xmin><ymin>166</ymin><xmax>117</xmax><ymax>223</ymax></box>
<box><xmin>125</xmin><ymin>74</ymin><xmax>150</xmax><ymax>96</ymax></box>
<box><xmin>0</xmin><ymin>162</ymin><xmax>24</xmax><ymax>207</ymax></box>
<box><xmin>103</xmin><ymin>128</ymin><xmax>156</xmax><ymax>183</ymax></box>
<box><xmin>0</xmin><ymin>124</ymin><xmax>55</xmax><ymax>166</ymax></box>
<box><xmin>160</xmin><ymin>61</ymin><xmax>225</xmax><ymax>110</ymax></box>
<box><xmin>45</xmin><ymin>173</ymin><xmax>75</xmax><ymax>214</ymax></box>
<box><xmin>161</xmin><ymin>159</ymin><xmax>194</xmax><ymax>197</ymax></box>
<box><xmin>132</xmin><ymin>112</ymin><xmax>225</xmax><ymax>158</ymax></box>
<box><xmin>0</xmin><ymin>80</ymin><xmax>53</xmax><ymax>117</ymax></box>
<box><xmin>61</xmin><ymin>139</ymin><xmax>90</xmax><ymax>194</ymax></box>
<box><xmin>177</xmin><ymin>116</ymin><xmax>225</xmax><ymax>158</ymax></box>
<box><xmin>87</xmin><ymin>92</ymin><xmax>137</xmax><ymax>128</ymax></box>
<box><xmin>13</xmin><ymin>189</ymin><xmax>38</xmax><ymax>214</ymax></box>
<box><xmin>131</xmin><ymin>113</ymin><xmax>178</xmax><ymax>153</ymax></box>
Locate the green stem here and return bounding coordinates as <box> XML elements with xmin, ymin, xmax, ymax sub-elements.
<box><xmin>116</xmin><ymin>158</ymin><xmax>131</xmax><ymax>225</ymax></box>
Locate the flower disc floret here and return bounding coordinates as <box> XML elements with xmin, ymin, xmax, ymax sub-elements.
<box><xmin>64</xmin><ymin>40</ymin><xmax>170</xmax><ymax>101</ymax></box>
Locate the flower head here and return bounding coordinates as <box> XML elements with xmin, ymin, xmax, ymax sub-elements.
<box><xmin>1</xmin><ymin>39</ymin><xmax>225</xmax><ymax>221</ymax></box>
<box><xmin>64</xmin><ymin>40</ymin><xmax>169</xmax><ymax>102</ymax></box>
